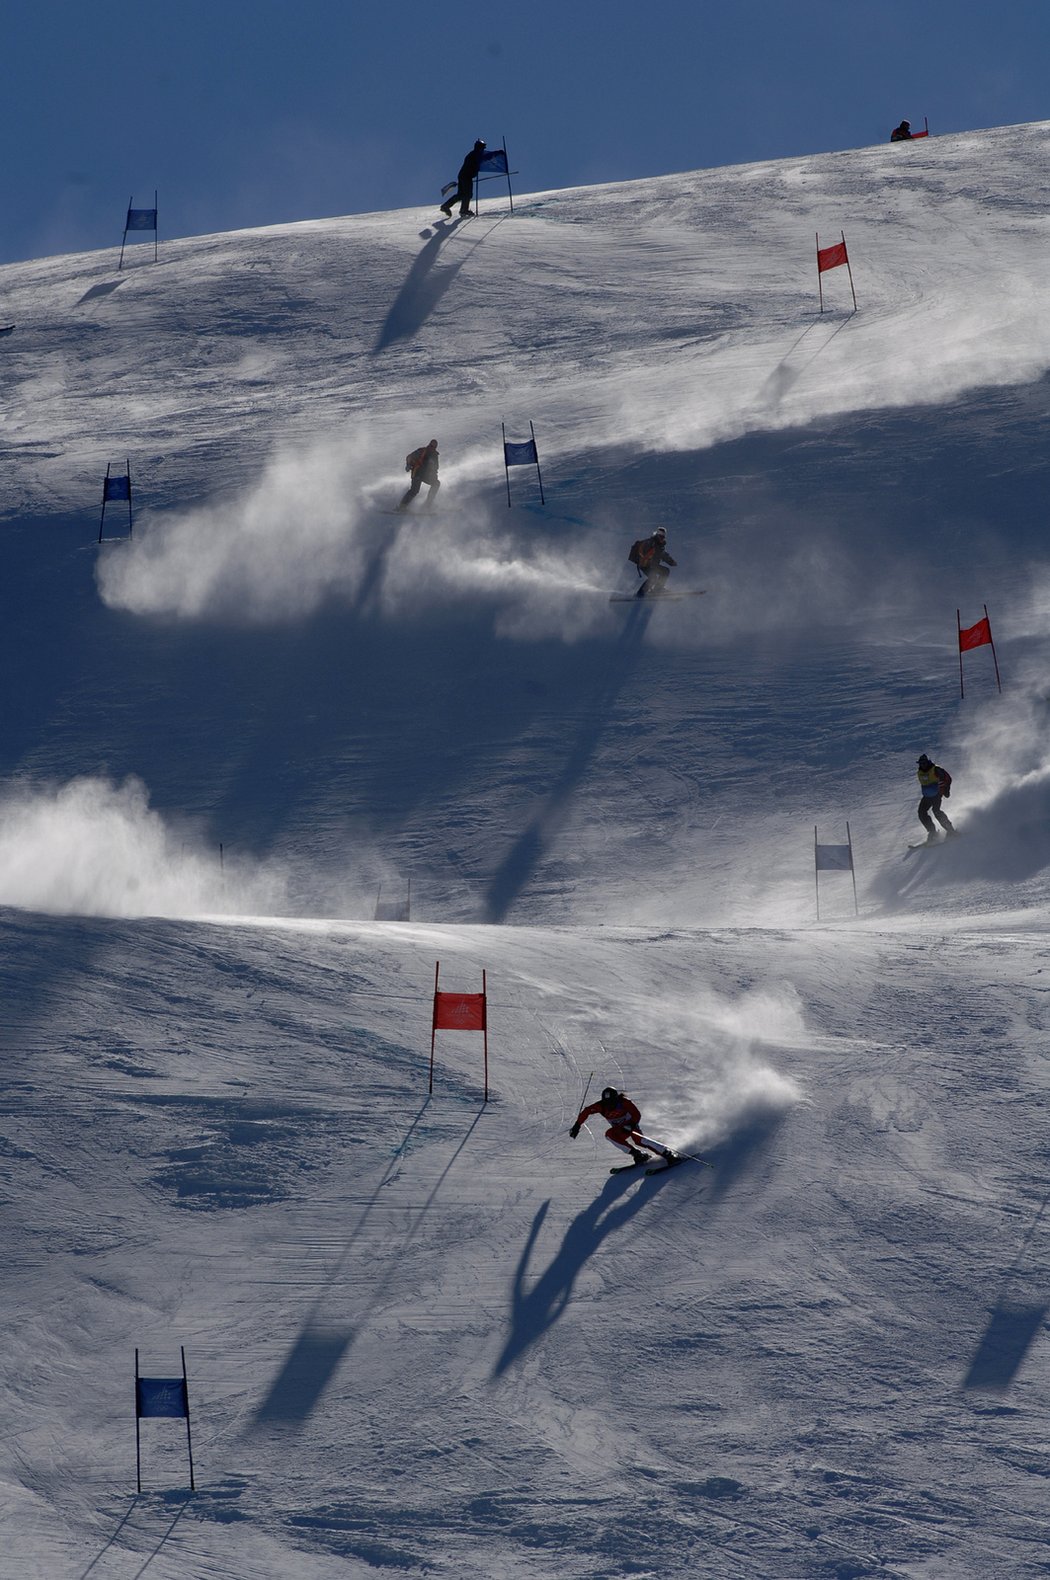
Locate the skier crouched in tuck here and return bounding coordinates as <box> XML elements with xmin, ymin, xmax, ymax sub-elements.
<box><xmin>916</xmin><ymin>753</ymin><xmax>956</xmax><ymax>842</ymax></box>
<box><xmin>628</xmin><ymin>527</ymin><xmax>677</xmax><ymax>597</ymax></box>
<box><xmin>890</xmin><ymin>120</ymin><xmax>914</xmax><ymax>142</ymax></box>
<box><xmin>570</xmin><ymin>1087</ymin><xmax>680</xmax><ymax>1172</ymax></box>
<box><xmin>398</xmin><ymin>439</ymin><xmax>440</xmax><ymax>511</ymax></box>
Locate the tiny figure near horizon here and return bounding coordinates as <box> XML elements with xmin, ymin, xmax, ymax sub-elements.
<box><xmin>441</xmin><ymin>140</ymin><xmax>487</xmax><ymax>218</ymax></box>
<box><xmin>628</xmin><ymin>527</ymin><xmax>677</xmax><ymax>597</ymax></box>
<box><xmin>570</xmin><ymin>1086</ymin><xmax>679</xmax><ymax>1169</ymax></box>
<box><xmin>398</xmin><ymin>439</ymin><xmax>440</xmax><ymax>511</ymax></box>
<box><xmin>916</xmin><ymin>753</ymin><xmax>956</xmax><ymax>842</ymax></box>
<box><xmin>890</xmin><ymin>120</ymin><xmax>913</xmax><ymax>142</ymax></box>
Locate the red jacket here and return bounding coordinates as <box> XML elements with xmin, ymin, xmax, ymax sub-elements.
<box><xmin>576</xmin><ymin>1093</ymin><xmax>641</xmax><ymax>1131</ymax></box>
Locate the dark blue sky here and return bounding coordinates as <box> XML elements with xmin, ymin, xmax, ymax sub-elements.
<box><xmin>4</xmin><ymin>0</ymin><xmax>1047</xmax><ymax>263</ymax></box>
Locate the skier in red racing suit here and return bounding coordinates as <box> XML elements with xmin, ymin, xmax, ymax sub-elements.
<box><xmin>569</xmin><ymin>1087</ymin><xmax>679</xmax><ymax>1167</ymax></box>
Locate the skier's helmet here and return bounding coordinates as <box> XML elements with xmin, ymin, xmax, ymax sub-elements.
<box><xmin>601</xmin><ymin>1086</ymin><xmax>619</xmax><ymax>1104</ymax></box>
<box><xmin>654</xmin><ymin>526</ymin><xmax>667</xmax><ymax>541</ymax></box>
<box><xmin>917</xmin><ymin>754</ymin><xmax>932</xmax><ymax>769</ymax></box>
<box><xmin>428</xmin><ymin>439</ymin><xmax>438</xmax><ymax>448</ymax></box>
<box><xmin>474</xmin><ymin>139</ymin><xmax>486</xmax><ymax>150</ymax></box>
<box><xmin>901</xmin><ymin>120</ymin><xmax>911</xmax><ymax>131</ymax></box>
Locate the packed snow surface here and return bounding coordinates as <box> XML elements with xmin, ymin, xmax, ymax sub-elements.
<box><xmin>2</xmin><ymin>121</ymin><xmax>1050</xmax><ymax>1578</ymax></box>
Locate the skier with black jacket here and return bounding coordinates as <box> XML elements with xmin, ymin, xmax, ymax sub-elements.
<box><xmin>398</xmin><ymin>439</ymin><xmax>440</xmax><ymax>511</ymax></box>
<box><xmin>441</xmin><ymin>140</ymin><xmax>487</xmax><ymax>218</ymax></box>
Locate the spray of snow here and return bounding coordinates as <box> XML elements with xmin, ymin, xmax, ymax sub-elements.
<box><xmin>95</xmin><ymin>433</ymin><xmax>616</xmax><ymax>640</ymax></box>
<box><xmin>600</xmin><ymin>980</ymin><xmax>805</xmax><ymax>1152</ymax></box>
<box><xmin>0</xmin><ymin>776</ymin><xmax>288</xmax><ymax>920</ymax></box>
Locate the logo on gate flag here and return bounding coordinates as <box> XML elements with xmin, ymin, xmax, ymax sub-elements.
<box><xmin>433</xmin><ymin>991</ymin><xmax>486</xmax><ymax>1031</ymax></box>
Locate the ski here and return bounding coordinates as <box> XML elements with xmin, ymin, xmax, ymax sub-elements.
<box><xmin>647</xmin><ymin>1151</ymin><xmax>714</xmax><ymax>1175</ymax></box>
<box><xmin>645</xmin><ymin>1153</ymin><xmax>686</xmax><ymax>1176</ymax></box>
<box><xmin>610</xmin><ymin>1159</ymin><xmax>649</xmax><ymax>1175</ymax></box>
<box><xmin>610</xmin><ymin>589</ymin><xmax>707</xmax><ymax>603</ymax></box>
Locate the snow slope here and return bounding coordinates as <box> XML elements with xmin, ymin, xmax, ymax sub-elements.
<box><xmin>1</xmin><ymin>121</ymin><xmax>1050</xmax><ymax>1578</ymax></box>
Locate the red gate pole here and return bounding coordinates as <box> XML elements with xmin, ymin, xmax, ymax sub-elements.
<box><xmin>482</xmin><ymin>969</ymin><xmax>489</xmax><ymax>1103</ymax></box>
<box><xmin>842</xmin><ymin>232</ymin><xmax>857</xmax><ymax>311</ymax></box>
<box><xmin>429</xmin><ymin>960</ymin><xmax>440</xmax><ymax>1093</ymax></box>
<box><xmin>985</xmin><ymin>604</ymin><xmax>1002</xmax><ymax>694</ymax></box>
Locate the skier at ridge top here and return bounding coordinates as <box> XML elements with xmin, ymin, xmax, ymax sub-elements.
<box><xmin>441</xmin><ymin>139</ymin><xmax>487</xmax><ymax>219</ymax></box>
<box><xmin>570</xmin><ymin>1087</ymin><xmax>680</xmax><ymax>1172</ymax></box>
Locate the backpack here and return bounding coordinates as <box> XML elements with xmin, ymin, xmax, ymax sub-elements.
<box><xmin>936</xmin><ymin>767</ymin><xmax>952</xmax><ymax>798</ymax></box>
<box><xmin>405</xmin><ymin>447</ymin><xmax>426</xmax><ymax>473</ymax></box>
<box><xmin>628</xmin><ymin>539</ymin><xmax>646</xmax><ymax>567</ymax></box>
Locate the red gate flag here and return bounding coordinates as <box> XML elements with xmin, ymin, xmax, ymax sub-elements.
<box><xmin>430</xmin><ymin>962</ymin><xmax>489</xmax><ymax>1100</ymax></box>
<box><xmin>957</xmin><ymin>605</ymin><xmax>1001</xmax><ymax>698</ymax></box>
<box><xmin>958</xmin><ymin>615</ymin><xmax>992</xmax><ymax>652</ymax></box>
<box><xmin>816</xmin><ymin>231</ymin><xmax>857</xmax><ymax>312</ymax></box>
<box><xmin>433</xmin><ymin>991</ymin><xmax>486</xmax><ymax>1031</ymax></box>
<box><xmin>817</xmin><ymin>241</ymin><xmax>848</xmax><ymax>273</ymax></box>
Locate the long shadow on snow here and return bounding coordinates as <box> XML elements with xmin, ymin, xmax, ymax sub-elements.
<box><xmin>249</xmin><ymin>1099</ymin><xmax>432</xmax><ymax>1429</ymax></box>
<box><xmin>963</xmin><ymin>1189</ymin><xmax>1050</xmax><ymax>1392</ymax></box>
<box><xmin>373</xmin><ymin>219</ymin><xmax>469</xmax><ymax>353</ymax></box>
<box><xmin>248</xmin><ymin>1101</ymin><xmax>488</xmax><ymax>1429</ymax></box>
<box><xmin>484</xmin><ymin>603</ymin><xmax>654</xmax><ymax>922</ymax></box>
<box><xmin>492</xmin><ymin>1167</ymin><xmax>675</xmax><ymax>1376</ymax></box>
<box><xmin>699</xmin><ymin>1107</ymin><xmax>787</xmax><ymax>1203</ymax></box>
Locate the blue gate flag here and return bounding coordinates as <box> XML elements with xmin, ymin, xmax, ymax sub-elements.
<box><xmin>479</xmin><ymin>149</ymin><xmax>509</xmax><ymax>174</ymax></box>
<box><xmin>137</xmin><ymin>1377</ymin><xmax>189</xmax><ymax>1418</ymax></box>
<box><xmin>103</xmin><ymin>474</ymin><xmax>131</xmax><ymax>501</ymax></box>
<box><xmin>814</xmin><ymin>844</ymin><xmax>853</xmax><ymax>872</ymax></box>
<box><xmin>126</xmin><ymin>208</ymin><xmax>157</xmax><ymax>231</ymax></box>
<box><xmin>504</xmin><ymin>438</ymin><xmax>538</xmax><ymax>467</ymax></box>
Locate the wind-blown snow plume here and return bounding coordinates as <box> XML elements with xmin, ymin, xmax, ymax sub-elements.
<box><xmin>0</xmin><ymin>776</ymin><xmax>288</xmax><ymax>919</ymax></box>
<box><xmin>606</xmin><ymin>981</ymin><xmax>805</xmax><ymax>1151</ymax></box>
<box><xmin>96</xmin><ymin>440</ymin><xmax>370</xmax><ymax>623</ymax></box>
<box><xmin>95</xmin><ymin>433</ymin><xmax>615</xmax><ymax>639</ymax></box>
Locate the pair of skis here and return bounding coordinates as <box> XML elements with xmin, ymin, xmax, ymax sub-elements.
<box><xmin>610</xmin><ymin>1151</ymin><xmax>708</xmax><ymax>1178</ymax></box>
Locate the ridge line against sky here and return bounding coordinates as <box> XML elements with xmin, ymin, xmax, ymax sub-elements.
<box><xmin>4</xmin><ymin>0</ymin><xmax>1048</xmax><ymax>266</ymax></box>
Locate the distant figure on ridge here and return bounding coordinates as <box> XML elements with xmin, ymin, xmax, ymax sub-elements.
<box><xmin>441</xmin><ymin>140</ymin><xmax>487</xmax><ymax>218</ymax></box>
<box><xmin>916</xmin><ymin>753</ymin><xmax>956</xmax><ymax>843</ymax></box>
<box><xmin>570</xmin><ymin>1087</ymin><xmax>681</xmax><ymax>1174</ymax></box>
<box><xmin>890</xmin><ymin>120</ymin><xmax>914</xmax><ymax>142</ymax></box>
<box><xmin>628</xmin><ymin>527</ymin><xmax>677</xmax><ymax>597</ymax></box>
<box><xmin>398</xmin><ymin>439</ymin><xmax>440</xmax><ymax>511</ymax></box>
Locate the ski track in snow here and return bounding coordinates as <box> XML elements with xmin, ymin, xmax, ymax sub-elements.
<box><xmin>1</xmin><ymin>123</ymin><xmax>1050</xmax><ymax>1577</ymax></box>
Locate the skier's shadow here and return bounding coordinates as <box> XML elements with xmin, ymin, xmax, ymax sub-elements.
<box><xmin>492</xmin><ymin>1171</ymin><xmax>668</xmax><ymax>1376</ymax></box>
<box><xmin>373</xmin><ymin>220</ymin><xmax>467</xmax><ymax>352</ymax></box>
<box><xmin>484</xmin><ymin>604</ymin><xmax>653</xmax><ymax>922</ymax></box>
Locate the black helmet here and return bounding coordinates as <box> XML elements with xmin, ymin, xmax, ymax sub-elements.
<box><xmin>474</xmin><ymin>139</ymin><xmax>486</xmax><ymax>150</ymax></box>
<box><xmin>917</xmin><ymin>754</ymin><xmax>932</xmax><ymax>769</ymax></box>
<box><xmin>601</xmin><ymin>1086</ymin><xmax>619</xmax><ymax>1104</ymax></box>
